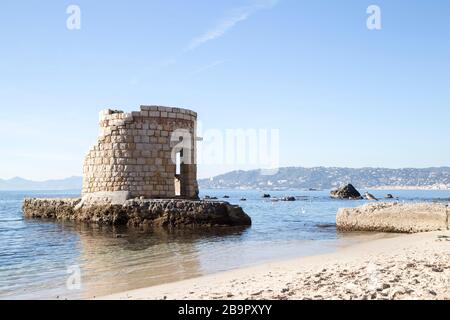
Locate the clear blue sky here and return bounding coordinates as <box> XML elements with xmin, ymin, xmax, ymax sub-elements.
<box><xmin>1</xmin><ymin>0</ymin><xmax>449</xmax><ymax>180</ymax></box>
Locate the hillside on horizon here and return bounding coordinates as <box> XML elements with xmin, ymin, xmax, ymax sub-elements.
<box><xmin>0</xmin><ymin>176</ymin><xmax>82</xmax><ymax>191</ymax></box>
<box><xmin>198</xmin><ymin>167</ymin><xmax>450</xmax><ymax>190</ymax></box>
<box><xmin>3</xmin><ymin>166</ymin><xmax>450</xmax><ymax>191</ymax></box>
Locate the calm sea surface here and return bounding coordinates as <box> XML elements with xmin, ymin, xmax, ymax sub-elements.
<box><xmin>0</xmin><ymin>189</ymin><xmax>448</xmax><ymax>299</ymax></box>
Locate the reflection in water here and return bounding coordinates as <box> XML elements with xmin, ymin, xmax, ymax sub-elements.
<box><xmin>71</xmin><ymin>223</ymin><xmax>249</xmax><ymax>299</ymax></box>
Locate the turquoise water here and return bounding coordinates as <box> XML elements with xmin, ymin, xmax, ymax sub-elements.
<box><xmin>0</xmin><ymin>189</ymin><xmax>448</xmax><ymax>300</ymax></box>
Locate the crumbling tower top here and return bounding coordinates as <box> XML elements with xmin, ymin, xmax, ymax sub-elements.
<box><xmin>82</xmin><ymin>105</ymin><xmax>199</xmax><ymax>201</ymax></box>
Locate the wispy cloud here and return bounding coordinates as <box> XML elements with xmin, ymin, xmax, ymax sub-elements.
<box><xmin>186</xmin><ymin>0</ymin><xmax>279</xmax><ymax>52</ymax></box>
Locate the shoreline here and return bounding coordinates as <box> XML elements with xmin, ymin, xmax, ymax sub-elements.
<box><xmin>99</xmin><ymin>231</ymin><xmax>450</xmax><ymax>300</ymax></box>
<box><xmin>199</xmin><ymin>187</ymin><xmax>450</xmax><ymax>191</ymax></box>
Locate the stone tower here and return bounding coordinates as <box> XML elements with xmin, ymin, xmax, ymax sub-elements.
<box><xmin>82</xmin><ymin>106</ymin><xmax>199</xmax><ymax>200</ymax></box>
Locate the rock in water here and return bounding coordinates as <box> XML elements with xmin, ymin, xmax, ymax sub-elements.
<box><xmin>22</xmin><ymin>198</ymin><xmax>252</xmax><ymax>228</ymax></box>
<box><xmin>336</xmin><ymin>202</ymin><xmax>449</xmax><ymax>233</ymax></box>
<box><xmin>262</xmin><ymin>194</ymin><xmax>271</xmax><ymax>198</ymax></box>
<box><xmin>281</xmin><ymin>196</ymin><xmax>296</xmax><ymax>202</ymax></box>
<box><xmin>330</xmin><ymin>184</ymin><xmax>362</xmax><ymax>200</ymax></box>
<box><xmin>365</xmin><ymin>192</ymin><xmax>379</xmax><ymax>201</ymax></box>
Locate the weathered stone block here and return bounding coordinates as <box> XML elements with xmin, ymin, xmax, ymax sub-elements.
<box><xmin>337</xmin><ymin>202</ymin><xmax>449</xmax><ymax>233</ymax></box>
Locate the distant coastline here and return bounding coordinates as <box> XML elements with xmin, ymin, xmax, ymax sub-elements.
<box><xmin>371</xmin><ymin>185</ymin><xmax>450</xmax><ymax>191</ymax></box>
<box><xmin>2</xmin><ymin>166</ymin><xmax>450</xmax><ymax>191</ymax></box>
<box><xmin>199</xmin><ymin>166</ymin><xmax>450</xmax><ymax>191</ymax></box>
<box><xmin>0</xmin><ymin>176</ymin><xmax>82</xmax><ymax>191</ymax></box>
<box><xmin>196</xmin><ymin>186</ymin><xmax>450</xmax><ymax>191</ymax></box>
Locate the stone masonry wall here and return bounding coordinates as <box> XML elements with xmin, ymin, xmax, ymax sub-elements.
<box><xmin>82</xmin><ymin>105</ymin><xmax>199</xmax><ymax>199</ymax></box>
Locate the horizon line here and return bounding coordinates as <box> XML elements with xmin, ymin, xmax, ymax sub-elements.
<box><xmin>2</xmin><ymin>166</ymin><xmax>450</xmax><ymax>182</ymax></box>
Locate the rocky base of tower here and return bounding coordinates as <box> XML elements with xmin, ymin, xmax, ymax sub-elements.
<box><xmin>22</xmin><ymin>198</ymin><xmax>252</xmax><ymax>228</ymax></box>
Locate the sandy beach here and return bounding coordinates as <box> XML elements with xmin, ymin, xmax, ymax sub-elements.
<box><xmin>100</xmin><ymin>231</ymin><xmax>450</xmax><ymax>300</ymax></box>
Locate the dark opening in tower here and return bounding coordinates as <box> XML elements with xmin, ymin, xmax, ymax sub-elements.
<box><xmin>174</xmin><ymin>149</ymin><xmax>183</xmax><ymax>197</ymax></box>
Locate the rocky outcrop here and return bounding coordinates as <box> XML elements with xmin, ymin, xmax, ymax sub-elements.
<box><xmin>23</xmin><ymin>198</ymin><xmax>252</xmax><ymax>228</ymax></box>
<box><xmin>336</xmin><ymin>202</ymin><xmax>449</xmax><ymax>233</ymax></box>
<box><xmin>22</xmin><ymin>198</ymin><xmax>82</xmax><ymax>219</ymax></box>
<box><xmin>330</xmin><ymin>184</ymin><xmax>362</xmax><ymax>200</ymax></box>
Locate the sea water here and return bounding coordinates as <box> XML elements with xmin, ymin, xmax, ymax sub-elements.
<box><xmin>0</xmin><ymin>189</ymin><xmax>448</xmax><ymax>299</ymax></box>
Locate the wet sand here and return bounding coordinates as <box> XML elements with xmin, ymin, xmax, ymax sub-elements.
<box><xmin>100</xmin><ymin>231</ymin><xmax>450</xmax><ymax>300</ymax></box>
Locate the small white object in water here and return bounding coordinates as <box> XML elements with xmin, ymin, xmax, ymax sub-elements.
<box><xmin>364</xmin><ymin>192</ymin><xmax>379</xmax><ymax>201</ymax></box>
